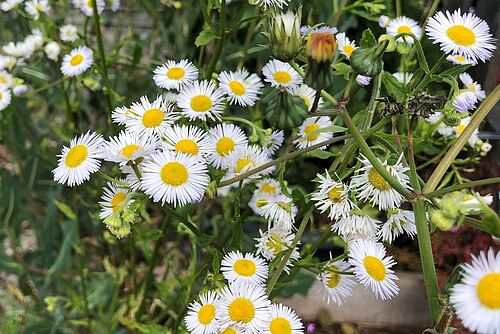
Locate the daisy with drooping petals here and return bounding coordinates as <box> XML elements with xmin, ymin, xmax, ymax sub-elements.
<box><xmin>111</xmin><ymin>105</ymin><xmax>136</xmax><ymax>125</ymax></box>
<box><xmin>77</xmin><ymin>0</ymin><xmax>104</xmax><ymax>16</ymax></box>
<box><xmin>249</xmin><ymin>191</ymin><xmax>274</xmax><ymax>216</ymax></box>
<box><xmin>350</xmin><ymin>155</ymin><xmax>411</xmax><ymax>210</ymax></box>
<box><xmin>153</xmin><ymin>59</ymin><xmax>199</xmax><ymax>90</ymax></box>
<box><xmin>253</xmin><ymin>0</ymin><xmax>289</xmax><ymax>9</ymax></box>
<box><xmin>262</xmin><ymin>59</ymin><xmax>302</xmax><ymax>90</ymax></box>
<box><xmin>295</xmin><ymin>116</ymin><xmax>333</xmax><ymax>150</ymax></box>
<box><xmin>25</xmin><ymin>0</ymin><xmax>50</xmax><ymax>20</ymax></box>
<box><xmin>184</xmin><ymin>291</ymin><xmax>219</xmax><ymax>334</ymax></box>
<box><xmin>459</xmin><ymin>72</ymin><xmax>486</xmax><ymax>100</ymax></box>
<box><xmin>163</xmin><ymin>125</ymin><xmax>211</xmax><ymax>159</ymax></box>
<box><xmin>0</xmin><ymin>71</ymin><xmax>13</xmax><ymax>89</ymax></box>
<box><xmin>318</xmin><ymin>257</ymin><xmax>356</xmax><ymax>305</ymax></box>
<box><xmin>141</xmin><ymin>151</ymin><xmax>209</xmax><ymax>207</ymax></box>
<box><xmin>450</xmin><ymin>248</ymin><xmax>500</xmax><ymax>334</ymax></box>
<box><xmin>446</xmin><ymin>54</ymin><xmax>476</xmax><ymax>65</ymax></box>
<box><xmin>261</xmin><ymin>303</ymin><xmax>304</xmax><ymax>334</ymax></box>
<box><xmin>221</xmin><ymin>251</ymin><xmax>269</xmax><ymax>286</ymax></box>
<box><xmin>348</xmin><ymin>239</ymin><xmax>399</xmax><ymax>300</ymax></box>
<box><xmin>0</xmin><ymin>88</ymin><xmax>12</xmax><ymax>111</ymax></box>
<box><xmin>336</xmin><ymin>32</ymin><xmax>357</xmax><ymax>59</ymax></box>
<box><xmin>262</xmin><ymin>130</ymin><xmax>284</xmax><ymax>156</ymax></box>
<box><xmin>378</xmin><ymin>209</ymin><xmax>416</xmax><ymax>243</ymax></box>
<box><xmin>426</xmin><ymin>9</ymin><xmax>496</xmax><ymax>63</ymax></box>
<box><xmin>452</xmin><ymin>90</ymin><xmax>477</xmax><ymax>113</ymax></box>
<box><xmin>60</xmin><ymin>24</ymin><xmax>78</xmax><ymax>42</ymax></box>
<box><xmin>218</xmin><ymin>69</ymin><xmax>263</xmax><ymax>107</ymax></box>
<box><xmin>207</xmin><ymin>123</ymin><xmax>248</xmax><ymax>168</ymax></box>
<box><xmin>312</xmin><ymin>173</ymin><xmax>356</xmax><ymax>221</ymax></box>
<box><xmin>255</xmin><ymin>226</ymin><xmax>299</xmax><ymax>274</ymax></box>
<box><xmin>226</xmin><ymin>145</ymin><xmax>273</xmax><ymax>179</ymax></box>
<box><xmin>332</xmin><ymin>213</ymin><xmax>380</xmax><ymax>241</ymax></box>
<box><xmin>177</xmin><ymin>80</ymin><xmax>225</xmax><ymax>121</ymax></box>
<box><xmin>99</xmin><ymin>180</ymin><xmax>134</xmax><ymax>219</ymax></box>
<box><xmin>262</xmin><ymin>194</ymin><xmax>298</xmax><ymax>231</ymax></box>
<box><xmin>52</xmin><ymin>131</ymin><xmax>104</xmax><ymax>187</ymax></box>
<box><xmin>387</xmin><ymin>16</ymin><xmax>422</xmax><ymax>43</ymax></box>
<box><xmin>288</xmin><ymin>84</ymin><xmax>323</xmax><ymax>112</ymax></box>
<box><xmin>103</xmin><ymin>130</ymin><xmax>159</xmax><ymax>165</ymax></box>
<box><xmin>1</xmin><ymin>0</ymin><xmax>23</xmax><ymax>11</ymax></box>
<box><xmin>125</xmin><ymin>95</ymin><xmax>178</xmax><ymax>138</ymax></box>
<box><xmin>60</xmin><ymin>46</ymin><xmax>94</xmax><ymax>77</ymax></box>
<box><xmin>217</xmin><ymin>283</ymin><xmax>271</xmax><ymax>334</ymax></box>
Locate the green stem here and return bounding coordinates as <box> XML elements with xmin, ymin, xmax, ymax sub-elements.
<box><xmin>205</xmin><ymin>0</ymin><xmax>226</xmax><ymax>80</ymax></box>
<box><xmin>424</xmin><ymin>177</ymin><xmax>500</xmax><ymax>199</ymax></box>
<box><xmin>91</xmin><ymin>0</ymin><xmax>113</xmax><ymax>112</ymax></box>
<box><xmin>237</xmin><ymin>7</ymin><xmax>259</xmax><ymax>69</ymax></box>
<box><xmin>199</xmin><ymin>0</ymin><xmax>218</xmax><ymax>34</ymax></box>
<box><xmin>75</xmin><ymin>218</ymin><xmax>91</xmax><ymax>330</ymax></box>
<box><xmin>162</xmin><ymin>204</ymin><xmax>202</xmax><ymax>238</ymax></box>
<box><xmin>395</xmin><ymin>0</ymin><xmax>401</xmax><ymax>17</ymax></box>
<box><xmin>422</xmin><ymin>84</ymin><xmax>500</xmax><ymax>193</ymax></box>
<box><xmin>414</xmin><ymin>54</ymin><xmax>446</xmax><ymax>92</ymax></box>
<box><xmin>420</xmin><ymin>0</ymin><xmax>441</xmax><ymax>26</ymax></box>
<box><xmin>331</xmin><ymin>0</ymin><xmax>349</xmax><ymax>26</ymax></box>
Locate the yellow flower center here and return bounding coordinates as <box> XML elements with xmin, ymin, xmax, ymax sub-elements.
<box><xmin>0</xmin><ymin>92</ymin><xmax>3</xmax><ymax>99</ymax></box>
<box><xmin>70</xmin><ymin>54</ymin><xmax>84</xmax><ymax>66</ymax></box>
<box><xmin>476</xmin><ymin>273</ymin><xmax>500</xmax><ymax>309</ymax></box>
<box><xmin>0</xmin><ymin>77</ymin><xmax>7</xmax><ymax>85</ymax></box>
<box><xmin>228</xmin><ymin>298</ymin><xmax>255</xmax><ymax>323</ymax></box>
<box><xmin>456</xmin><ymin>124</ymin><xmax>466</xmax><ymax>134</ymax></box>
<box><xmin>65</xmin><ymin>144</ymin><xmax>88</xmax><ymax>168</ymax></box>
<box><xmin>36</xmin><ymin>2</ymin><xmax>43</xmax><ymax>10</ymax></box>
<box><xmin>273</xmin><ymin>71</ymin><xmax>292</xmax><ymax>84</ymax></box>
<box><xmin>304</xmin><ymin>123</ymin><xmax>320</xmax><ymax>141</ymax></box>
<box><xmin>326</xmin><ymin>266</ymin><xmax>341</xmax><ymax>288</ymax></box>
<box><xmin>261</xmin><ymin>183</ymin><xmax>276</xmax><ymax>194</ymax></box>
<box><xmin>233</xmin><ymin>259</ymin><xmax>257</xmax><ymax>276</ymax></box>
<box><xmin>160</xmin><ymin>162</ymin><xmax>188</xmax><ymax>186</ymax></box>
<box><xmin>266</xmin><ymin>233</ymin><xmax>283</xmax><ymax>252</ymax></box>
<box><xmin>236</xmin><ymin>158</ymin><xmax>253</xmax><ymax>173</ymax></box>
<box><xmin>343</xmin><ymin>45</ymin><xmax>355</xmax><ymax>57</ymax></box>
<box><xmin>269</xmin><ymin>317</ymin><xmax>292</xmax><ymax>334</ymax></box>
<box><xmin>368</xmin><ymin>168</ymin><xmax>391</xmax><ymax>190</ymax></box>
<box><xmin>363</xmin><ymin>256</ymin><xmax>386</xmax><ymax>281</ymax></box>
<box><xmin>191</xmin><ymin>95</ymin><xmax>212</xmax><ymax>112</ymax></box>
<box><xmin>166</xmin><ymin>67</ymin><xmax>185</xmax><ymax>80</ymax></box>
<box><xmin>220</xmin><ymin>327</ymin><xmax>237</xmax><ymax>334</ymax></box>
<box><xmin>397</xmin><ymin>25</ymin><xmax>411</xmax><ymax>34</ymax></box>
<box><xmin>142</xmin><ymin>108</ymin><xmax>164</xmax><ymax>128</ymax></box>
<box><xmin>455</xmin><ymin>56</ymin><xmax>465</xmax><ymax>62</ymax></box>
<box><xmin>197</xmin><ymin>304</ymin><xmax>216</xmax><ymax>325</ymax></box>
<box><xmin>229</xmin><ymin>81</ymin><xmax>246</xmax><ymax>96</ymax></box>
<box><xmin>87</xmin><ymin>0</ymin><xmax>93</xmax><ymax>8</ymax></box>
<box><xmin>111</xmin><ymin>192</ymin><xmax>127</xmax><ymax>212</ymax></box>
<box><xmin>175</xmin><ymin>139</ymin><xmax>199</xmax><ymax>155</ymax></box>
<box><xmin>327</xmin><ymin>185</ymin><xmax>344</xmax><ymax>203</ymax></box>
<box><xmin>122</xmin><ymin>144</ymin><xmax>139</xmax><ymax>159</ymax></box>
<box><xmin>216</xmin><ymin>137</ymin><xmax>235</xmax><ymax>156</ymax></box>
<box><xmin>256</xmin><ymin>197</ymin><xmax>269</xmax><ymax>208</ymax></box>
<box><xmin>447</xmin><ymin>25</ymin><xmax>476</xmax><ymax>46</ymax></box>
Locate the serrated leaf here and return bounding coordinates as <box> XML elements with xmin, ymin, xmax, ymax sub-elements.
<box><xmin>195</xmin><ymin>28</ymin><xmax>217</xmax><ymax>47</ymax></box>
<box><xmin>360</xmin><ymin>28</ymin><xmax>377</xmax><ymax>48</ymax></box>
<box><xmin>53</xmin><ymin>200</ymin><xmax>77</xmax><ymax>221</ymax></box>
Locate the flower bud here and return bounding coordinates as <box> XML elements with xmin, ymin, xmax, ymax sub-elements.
<box><xmin>350</xmin><ymin>40</ymin><xmax>388</xmax><ymax>77</ymax></box>
<box><xmin>267</xmin><ymin>9</ymin><xmax>302</xmax><ymax>62</ymax></box>
<box><xmin>378</xmin><ymin>15</ymin><xmax>390</xmax><ymax>28</ymax></box>
<box><xmin>452</xmin><ymin>89</ymin><xmax>477</xmax><ymax>114</ymax></box>
<box><xmin>263</xmin><ymin>88</ymin><xmax>308</xmax><ymax>129</ymax></box>
<box><xmin>305</xmin><ymin>27</ymin><xmax>337</xmax><ymax>63</ymax></box>
<box><xmin>395</xmin><ymin>42</ymin><xmax>414</xmax><ymax>56</ymax></box>
<box><xmin>430</xmin><ymin>210</ymin><xmax>454</xmax><ymax>231</ymax></box>
<box><xmin>356</xmin><ymin>74</ymin><xmax>371</xmax><ymax>86</ymax></box>
<box><xmin>378</xmin><ymin>34</ymin><xmax>396</xmax><ymax>52</ymax></box>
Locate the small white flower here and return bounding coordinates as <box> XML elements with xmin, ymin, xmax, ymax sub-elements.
<box><xmin>25</xmin><ymin>0</ymin><xmax>51</xmax><ymax>20</ymax></box>
<box><xmin>312</xmin><ymin>172</ymin><xmax>356</xmax><ymax>221</ymax></box>
<box><xmin>60</xmin><ymin>46</ymin><xmax>94</xmax><ymax>77</ymax></box>
<box><xmin>332</xmin><ymin>213</ymin><xmax>380</xmax><ymax>241</ymax></box>
<box><xmin>76</xmin><ymin>0</ymin><xmax>104</xmax><ymax>16</ymax></box>
<box><xmin>446</xmin><ymin>54</ymin><xmax>476</xmax><ymax>65</ymax></box>
<box><xmin>255</xmin><ymin>226</ymin><xmax>299</xmax><ymax>274</ymax></box>
<box><xmin>153</xmin><ymin>59</ymin><xmax>199</xmax><ymax>90</ymax></box>
<box><xmin>1</xmin><ymin>0</ymin><xmax>23</xmax><ymax>11</ymax></box>
<box><xmin>262</xmin><ymin>194</ymin><xmax>297</xmax><ymax>231</ymax></box>
<box><xmin>336</xmin><ymin>32</ymin><xmax>357</xmax><ymax>59</ymax></box>
<box><xmin>356</xmin><ymin>74</ymin><xmax>371</xmax><ymax>86</ymax></box>
<box><xmin>392</xmin><ymin>72</ymin><xmax>413</xmax><ymax>85</ymax></box>
<box><xmin>253</xmin><ymin>0</ymin><xmax>290</xmax><ymax>9</ymax></box>
<box><xmin>378</xmin><ymin>209</ymin><xmax>416</xmax><ymax>243</ymax></box>
<box><xmin>261</xmin><ymin>303</ymin><xmax>304</xmax><ymax>334</ymax></box>
<box><xmin>103</xmin><ymin>130</ymin><xmax>159</xmax><ymax>165</ymax></box>
<box><xmin>162</xmin><ymin>125</ymin><xmax>212</xmax><ymax>159</ymax></box>
<box><xmin>386</xmin><ymin>16</ymin><xmax>422</xmax><ymax>43</ymax></box>
<box><xmin>481</xmin><ymin>141</ymin><xmax>492</xmax><ymax>154</ymax></box>
<box><xmin>225</xmin><ymin>145</ymin><xmax>273</xmax><ymax>179</ymax></box>
<box><xmin>0</xmin><ymin>88</ymin><xmax>12</xmax><ymax>111</ymax></box>
<box><xmin>261</xmin><ymin>130</ymin><xmax>284</xmax><ymax>156</ymax></box>
<box><xmin>12</xmin><ymin>84</ymin><xmax>28</xmax><ymax>96</ymax></box>
<box><xmin>60</xmin><ymin>24</ymin><xmax>78</xmax><ymax>42</ymax></box>
<box><xmin>221</xmin><ymin>251</ymin><xmax>269</xmax><ymax>286</ymax></box>
<box><xmin>452</xmin><ymin>90</ymin><xmax>478</xmax><ymax>113</ymax></box>
<box><xmin>109</xmin><ymin>0</ymin><xmax>120</xmax><ymax>11</ymax></box>
<box><xmin>218</xmin><ymin>68</ymin><xmax>263</xmax><ymax>107</ymax></box>
<box><xmin>111</xmin><ymin>105</ymin><xmax>135</xmax><ymax>126</ymax></box>
<box><xmin>0</xmin><ymin>71</ymin><xmax>13</xmax><ymax>89</ymax></box>
<box><xmin>99</xmin><ymin>180</ymin><xmax>134</xmax><ymax>219</ymax></box>
<box><xmin>206</xmin><ymin>123</ymin><xmax>248</xmax><ymax>169</ymax></box>
<box><xmin>318</xmin><ymin>257</ymin><xmax>356</xmax><ymax>305</ymax></box>
<box><xmin>295</xmin><ymin>116</ymin><xmax>333</xmax><ymax>150</ymax></box>
<box><xmin>44</xmin><ymin>41</ymin><xmax>61</xmax><ymax>61</ymax></box>
<box><xmin>262</xmin><ymin>59</ymin><xmax>302</xmax><ymax>90</ymax></box>
<box><xmin>459</xmin><ymin>72</ymin><xmax>486</xmax><ymax>101</ymax></box>
<box><xmin>378</xmin><ymin>15</ymin><xmax>390</xmax><ymax>28</ymax></box>
<box><xmin>177</xmin><ymin>80</ymin><xmax>226</xmax><ymax>121</ymax></box>
<box><xmin>184</xmin><ymin>291</ymin><xmax>219</xmax><ymax>334</ymax></box>
<box><xmin>288</xmin><ymin>84</ymin><xmax>322</xmax><ymax>111</ymax></box>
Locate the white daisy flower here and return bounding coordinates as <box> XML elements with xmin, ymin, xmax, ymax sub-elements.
<box><xmin>262</xmin><ymin>59</ymin><xmax>302</xmax><ymax>90</ymax></box>
<box><xmin>0</xmin><ymin>71</ymin><xmax>13</xmax><ymax>89</ymax></box>
<box><xmin>184</xmin><ymin>291</ymin><xmax>220</xmax><ymax>334</ymax></box>
<box><xmin>450</xmin><ymin>248</ymin><xmax>500</xmax><ymax>334</ymax></box>
<box><xmin>378</xmin><ymin>15</ymin><xmax>390</xmax><ymax>28</ymax></box>
<box><xmin>45</xmin><ymin>41</ymin><xmax>61</xmax><ymax>61</ymax></box>
<box><xmin>392</xmin><ymin>72</ymin><xmax>413</xmax><ymax>85</ymax></box>
<box><xmin>336</xmin><ymin>32</ymin><xmax>357</xmax><ymax>59</ymax></box>
<box><xmin>25</xmin><ymin>0</ymin><xmax>50</xmax><ymax>20</ymax></box>
<box><xmin>288</xmin><ymin>84</ymin><xmax>322</xmax><ymax>112</ymax></box>
<box><xmin>253</xmin><ymin>0</ymin><xmax>290</xmax><ymax>9</ymax></box>
<box><xmin>99</xmin><ymin>180</ymin><xmax>134</xmax><ymax>219</ymax></box>
<box><xmin>453</xmin><ymin>116</ymin><xmax>479</xmax><ymax>148</ymax></box>
<box><xmin>262</xmin><ymin>130</ymin><xmax>284</xmax><ymax>156</ymax></box>
<box><xmin>225</xmin><ymin>145</ymin><xmax>273</xmax><ymax>179</ymax></box>
<box><xmin>249</xmin><ymin>191</ymin><xmax>274</xmax><ymax>216</ymax></box>
<box><xmin>0</xmin><ymin>88</ymin><xmax>12</xmax><ymax>111</ymax></box>
<box><xmin>350</xmin><ymin>155</ymin><xmax>411</xmax><ymax>210</ymax></box>
<box><xmin>221</xmin><ymin>251</ymin><xmax>269</xmax><ymax>286</ymax></box>
<box><xmin>60</xmin><ymin>46</ymin><xmax>94</xmax><ymax>77</ymax></box>
<box><xmin>109</xmin><ymin>0</ymin><xmax>120</xmax><ymax>11</ymax></box>
<box><xmin>356</xmin><ymin>74</ymin><xmax>371</xmax><ymax>86</ymax></box>
<box><xmin>312</xmin><ymin>173</ymin><xmax>356</xmax><ymax>221</ymax></box>
<box><xmin>162</xmin><ymin>125</ymin><xmax>211</xmax><ymax>159</ymax></box>
<box><xmin>207</xmin><ymin>123</ymin><xmax>248</xmax><ymax>169</ymax></box>
<box><xmin>0</xmin><ymin>55</ymin><xmax>18</xmax><ymax>71</ymax></box>
<box><xmin>481</xmin><ymin>141</ymin><xmax>492</xmax><ymax>154</ymax></box>
<box><xmin>255</xmin><ymin>226</ymin><xmax>300</xmax><ymax>274</ymax></box>
<box><xmin>426</xmin><ymin>9</ymin><xmax>496</xmax><ymax>63</ymax></box>
<box><xmin>294</xmin><ymin>116</ymin><xmax>333</xmax><ymax>150</ymax></box>
<box><xmin>77</xmin><ymin>0</ymin><xmax>104</xmax><ymax>16</ymax></box>
<box><xmin>348</xmin><ymin>239</ymin><xmax>399</xmax><ymax>300</ymax></box>
<box><xmin>25</xmin><ymin>29</ymin><xmax>44</xmax><ymax>50</ymax></box>
<box><xmin>261</xmin><ymin>303</ymin><xmax>304</xmax><ymax>334</ymax></box>
<box><xmin>153</xmin><ymin>59</ymin><xmax>199</xmax><ymax>90</ymax></box>
<box><xmin>141</xmin><ymin>151</ymin><xmax>209</xmax><ymax>207</ymax></box>
<box><xmin>262</xmin><ymin>194</ymin><xmax>297</xmax><ymax>231</ymax></box>
<box><xmin>446</xmin><ymin>54</ymin><xmax>476</xmax><ymax>65</ymax></box>
<box><xmin>378</xmin><ymin>209</ymin><xmax>416</xmax><ymax>243</ymax></box>
<box><xmin>255</xmin><ymin>178</ymin><xmax>281</xmax><ymax>196</ymax></box>
<box><xmin>2</xmin><ymin>42</ymin><xmax>26</xmax><ymax>58</ymax></box>
<box><xmin>125</xmin><ymin>95</ymin><xmax>178</xmax><ymax>138</ymax></box>
<box><xmin>217</xmin><ymin>283</ymin><xmax>271</xmax><ymax>334</ymax></box>
<box><xmin>177</xmin><ymin>80</ymin><xmax>226</xmax><ymax>121</ymax></box>
<box><xmin>218</xmin><ymin>69</ymin><xmax>263</xmax><ymax>107</ymax></box>
<box><xmin>386</xmin><ymin>16</ymin><xmax>422</xmax><ymax>43</ymax></box>
<box><xmin>111</xmin><ymin>105</ymin><xmax>136</xmax><ymax>125</ymax></box>
<box><xmin>452</xmin><ymin>90</ymin><xmax>477</xmax><ymax>113</ymax></box>
<box><xmin>52</xmin><ymin>131</ymin><xmax>104</xmax><ymax>187</ymax></box>
<box><xmin>318</xmin><ymin>258</ymin><xmax>356</xmax><ymax>305</ymax></box>
<box><xmin>459</xmin><ymin>72</ymin><xmax>486</xmax><ymax>100</ymax></box>
<box><xmin>332</xmin><ymin>213</ymin><xmax>380</xmax><ymax>241</ymax></box>
<box><xmin>103</xmin><ymin>130</ymin><xmax>159</xmax><ymax>165</ymax></box>
<box><xmin>1</xmin><ymin>0</ymin><xmax>23</xmax><ymax>11</ymax></box>
<box><xmin>60</xmin><ymin>24</ymin><xmax>78</xmax><ymax>42</ymax></box>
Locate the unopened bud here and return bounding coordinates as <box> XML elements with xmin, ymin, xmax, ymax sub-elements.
<box><xmin>267</xmin><ymin>9</ymin><xmax>302</xmax><ymax>61</ymax></box>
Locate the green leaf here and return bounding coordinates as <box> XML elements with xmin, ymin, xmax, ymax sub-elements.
<box><xmin>439</xmin><ymin>65</ymin><xmax>471</xmax><ymax>77</ymax></box>
<box><xmin>53</xmin><ymin>200</ymin><xmax>76</xmax><ymax>221</ymax></box>
<box><xmin>332</xmin><ymin>62</ymin><xmax>351</xmax><ymax>79</ymax></box>
<box><xmin>479</xmin><ymin>205</ymin><xmax>500</xmax><ymax>237</ymax></box>
<box><xmin>195</xmin><ymin>28</ymin><xmax>217</xmax><ymax>47</ymax></box>
<box><xmin>276</xmin><ymin>271</ymin><xmax>315</xmax><ymax>298</ymax></box>
<box><xmin>304</xmin><ymin>150</ymin><xmax>336</xmax><ymax>159</ymax></box>
<box><xmin>381</xmin><ymin>71</ymin><xmax>405</xmax><ymax>100</ymax></box>
<box><xmin>120</xmin><ymin>318</ymin><xmax>171</xmax><ymax>334</ymax></box>
<box><xmin>359</xmin><ymin>28</ymin><xmax>377</xmax><ymax>48</ymax></box>
<box><xmin>212</xmin><ymin>250</ymin><xmax>221</xmax><ymax>274</ymax></box>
